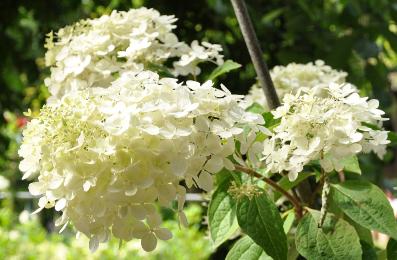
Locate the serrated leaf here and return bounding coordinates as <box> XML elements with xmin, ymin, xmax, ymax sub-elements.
<box><xmin>296</xmin><ymin>209</ymin><xmax>362</xmax><ymax>260</ymax></box>
<box><xmin>226</xmin><ymin>236</ymin><xmax>272</xmax><ymax>260</ymax></box>
<box><xmin>208</xmin><ymin>60</ymin><xmax>241</xmax><ymax>80</ymax></box>
<box><xmin>331</xmin><ymin>180</ymin><xmax>397</xmax><ymax>240</ymax></box>
<box><xmin>387</xmin><ymin>238</ymin><xmax>397</xmax><ymax>260</ymax></box>
<box><xmin>341</xmin><ymin>155</ymin><xmax>361</xmax><ymax>174</ymax></box>
<box><xmin>208</xmin><ymin>178</ymin><xmax>239</xmax><ymax>247</ymax></box>
<box><xmin>237</xmin><ymin>191</ymin><xmax>287</xmax><ymax>260</ymax></box>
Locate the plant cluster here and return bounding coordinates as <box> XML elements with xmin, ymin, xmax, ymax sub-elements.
<box><xmin>18</xmin><ymin>6</ymin><xmax>397</xmax><ymax>259</ymax></box>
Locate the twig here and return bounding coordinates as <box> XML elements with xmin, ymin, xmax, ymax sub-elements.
<box><xmin>230</xmin><ymin>0</ymin><xmax>280</xmax><ymax>109</ymax></box>
<box><xmin>234</xmin><ymin>164</ymin><xmax>303</xmax><ymax>218</ymax></box>
<box><xmin>338</xmin><ymin>170</ymin><xmax>345</xmax><ymax>182</ymax></box>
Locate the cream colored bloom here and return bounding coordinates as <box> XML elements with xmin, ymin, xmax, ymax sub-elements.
<box><xmin>262</xmin><ymin>83</ymin><xmax>389</xmax><ymax>180</ymax></box>
<box><xmin>20</xmin><ymin>71</ymin><xmax>264</xmax><ymax>252</ymax></box>
<box><xmin>243</xmin><ymin>60</ymin><xmax>351</xmax><ymax>110</ymax></box>
<box><xmin>44</xmin><ymin>8</ymin><xmax>224</xmax><ymax>100</ymax></box>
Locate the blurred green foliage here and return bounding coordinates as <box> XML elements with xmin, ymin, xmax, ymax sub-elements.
<box><xmin>0</xmin><ymin>202</ymin><xmax>212</xmax><ymax>259</ymax></box>
<box><xmin>0</xmin><ymin>0</ymin><xmax>397</xmax><ymax>258</ymax></box>
<box><xmin>2</xmin><ymin>0</ymin><xmax>397</xmax><ymax>106</ymax></box>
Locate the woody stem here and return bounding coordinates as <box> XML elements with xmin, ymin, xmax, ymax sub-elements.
<box><xmin>234</xmin><ymin>164</ymin><xmax>303</xmax><ymax>218</ymax></box>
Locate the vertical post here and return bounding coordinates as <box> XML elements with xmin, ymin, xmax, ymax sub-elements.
<box><xmin>230</xmin><ymin>0</ymin><xmax>280</xmax><ymax>109</ymax></box>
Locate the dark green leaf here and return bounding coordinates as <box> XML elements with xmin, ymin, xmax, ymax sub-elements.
<box><xmin>387</xmin><ymin>238</ymin><xmax>397</xmax><ymax>260</ymax></box>
<box><xmin>226</xmin><ymin>236</ymin><xmax>272</xmax><ymax>260</ymax></box>
<box><xmin>237</xmin><ymin>191</ymin><xmax>287</xmax><ymax>260</ymax></box>
<box><xmin>208</xmin><ymin>60</ymin><xmax>241</xmax><ymax>80</ymax></box>
<box><xmin>376</xmin><ymin>249</ymin><xmax>387</xmax><ymax>260</ymax></box>
<box><xmin>146</xmin><ymin>63</ymin><xmax>174</xmax><ymax>77</ymax></box>
<box><xmin>215</xmin><ymin>168</ymin><xmax>241</xmax><ymax>186</ymax></box>
<box><xmin>296</xmin><ymin>209</ymin><xmax>362</xmax><ymax>260</ymax></box>
<box><xmin>331</xmin><ymin>180</ymin><xmax>397</xmax><ymax>239</ymax></box>
<box><xmin>362</xmin><ymin>122</ymin><xmax>381</xmax><ymax>130</ymax></box>
<box><xmin>261</xmin><ymin>8</ymin><xmax>284</xmax><ymax>24</ymax></box>
<box><xmin>361</xmin><ymin>241</ymin><xmax>377</xmax><ymax>260</ymax></box>
<box><xmin>2</xmin><ymin>59</ymin><xmax>24</xmax><ymax>92</ymax></box>
<box><xmin>388</xmin><ymin>132</ymin><xmax>397</xmax><ymax>147</ymax></box>
<box><xmin>208</xmin><ymin>177</ymin><xmax>239</xmax><ymax>247</ymax></box>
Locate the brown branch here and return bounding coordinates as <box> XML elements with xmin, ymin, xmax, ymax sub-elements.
<box><xmin>234</xmin><ymin>164</ymin><xmax>303</xmax><ymax>218</ymax></box>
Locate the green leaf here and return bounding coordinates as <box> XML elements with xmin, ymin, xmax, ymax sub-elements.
<box><xmin>208</xmin><ymin>178</ymin><xmax>239</xmax><ymax>247</ymax></box>
<box><xmin>362</xmin><ymin>122</ymin><xmax>381</xmax><ymax>130</ymax></box>
<box><xmin>237</xmin><ymin>191</ymin><xmax>287</xmax><ymax>260</ymax></box>
<box><xmin>262</xmin><ymin>111</ymin><xmax>280</xmax><ymax>129</ymax></box>
<box><xmin>146</xmin><ymin>63</ymin><xmax>174</xmax><ymax>77</ymax></box>
<box><xmin>274</xmin><ymin>172</ymin><xmax>314</xmax><ymax>200</ymax></box>
<box><xmin>387</xmin><ymin>239</ymin><xmax>397</xmax><ymax>260</ymax></box>
<box><xmin>331</xmin><ymin>180</ymin><xmax>397</xmax><ymax>239</ymax></box>
<box><xmin>296</xmin><ymin>209</ymin><xmax>362</xmax><ymax>260</ymax></box>
<box><xmin>215</xmin><ymin>168</ymin><xmax>241</xmax><ymax>186</ymax></box>
<box><xmin>2</xmin><ymin>59</ymin><xmax>24</xmax><ymax>92</ymax></box>
<box><xmin>261</xmin><ymin>8</ymin><xmax>284</xmax><ymax>24</ymax></box>
<box><xmin>388</xmin><ymin>132</ymin><xmax>397</xmax><ymax>147</ymax></box>
<box><xmin>361</xmin><ymin>241</ymin><xmax>377</xmax><ymax>260</ymax></box>
<box><xmin>247</xmin><ymin>103</ymin><xmax>266</xmax><ymax>114</ymax></box>
<box><xmin>283</xmin><ymin>211</ymin><xmax>295</xmax><ymax>234</ymax></box>
<box><xmin>341</xmin><ymin>155</ymin><xmax>361</xmax><ymax>174</ymax></box>
<box><xmin>208</xmin><ymin>60</ymin><xmax>241</xmax><ymax>80</ymax></box>
<box><xmin>377</xmin><ymin>249</ymin><xmax>387</xmax><ymax>260</ymax></box>
<box><xmin>226</xmin><ymin>236</ymin><xmax>272</xmax><ymax>260</ymax></box>
<box><xmin>346</xmin><ymin>217</ymin><xmax>373</xmax><ymax>246</ymax></box>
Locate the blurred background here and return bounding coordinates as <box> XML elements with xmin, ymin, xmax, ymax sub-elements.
<box><xmin>0</xmin><ymin>0</ymin><xmax>397</xmax><ymax>259</ymax></box>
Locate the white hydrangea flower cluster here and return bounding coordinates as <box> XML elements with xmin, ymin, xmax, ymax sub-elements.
<box><xmin>243</xmin><ymin>60</ymin><xmax>350</xmax><ymax>110</ymax></box>
<box><xmin>19</xmin><ymin>71</ymin><xmax>264</xmax><ymax>252</ymax></box>
<box><xmin>262</xmin><ymin>83</ymin><xmax>390</xmax><ymax>181</ymax></box>
<box><xmin>44</xmin><ymin>8</ymin><xmax>223</xmax><ymax>99</ymax></box>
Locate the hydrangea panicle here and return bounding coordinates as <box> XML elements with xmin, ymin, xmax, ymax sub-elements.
<box><xmin>44</xmin><ymin>8</ymin><xmax>223</xmax><ymax>100</ymax></box>
<box><xmin>19</xmin><ymin>71</ymin><xmax>265</xmax><ymax>252</ymax></box>
<box><xmin>243</xmin><ymin>60</ymin><xmax>352</xmax><ymax>110</ymax></box>
<box><xmin>262</xmin><ymin>83</ymin><xmax>390</xmax><ymax>180</ymax></box>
